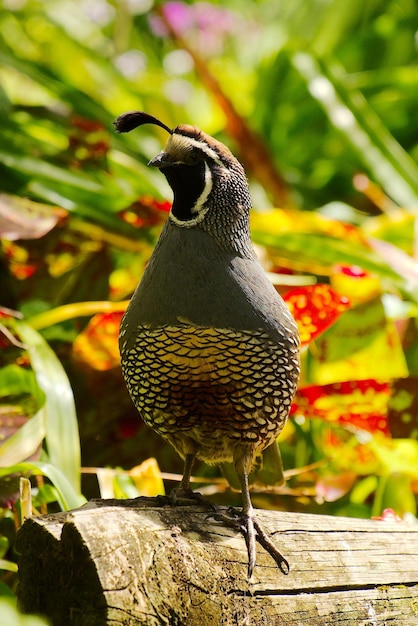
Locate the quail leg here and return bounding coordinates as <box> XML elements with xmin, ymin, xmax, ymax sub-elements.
<box><xmin>213</xmin><ymin>470</ymin><xmax>289</xmax><ymax>578</ymax></box>
<box><xmin>240</xmin><ymin>471</ymin><xmax>290</xmax><ymax>577</ymax></box>
<box><xmin>170</xmin><ymin>454</ymin><xmax>216</xmax><ymax>510</ymax></box>
<box><xmin>170</xmin><ymin>453</ymin><xmax>195</xmax><ymax>501</ymax></box>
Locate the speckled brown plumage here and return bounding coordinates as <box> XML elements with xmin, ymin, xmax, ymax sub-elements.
<box><xmin>116</xmin><ymin>111</ymin><xmax>300</xmax><ymax>577</ymax></box>
<box><xmin>121</xmin><ymin>324</ymin><xmax>299</xmax><ymax>463</ymax></box>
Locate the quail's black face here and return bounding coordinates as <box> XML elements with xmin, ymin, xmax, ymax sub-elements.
<box><xmin>156</xmin><ymin>161</ymin><xmax>207</xmax><ymax>223</ymax></box>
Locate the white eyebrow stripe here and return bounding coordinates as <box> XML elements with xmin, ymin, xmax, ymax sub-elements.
<box><xmin>170</xmin><ymin>134</ymin><xmax>224</xmax><ymax>167</ymax></box>
<box><xmin>192</xmin><ymin>162</ymin><xmax>213</xmax><ymax>213</ymax></box>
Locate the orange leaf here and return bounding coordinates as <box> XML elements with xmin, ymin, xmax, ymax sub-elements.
<box><xmin>119</xmin><ymin>195</ymin><xmax>171</xmax><ymax>229</ymax></box>
<box><xmin>73</xmin><ymin>311</ymin><xmax>123</xmax><ymax>371</ymax></box>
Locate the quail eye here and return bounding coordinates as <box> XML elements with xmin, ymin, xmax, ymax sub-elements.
<box><xmin>184</xmin><ymin>152</ymin><xmax>200</xmax><ymax>166</ymax></box>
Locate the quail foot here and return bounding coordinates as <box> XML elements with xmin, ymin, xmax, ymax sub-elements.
<box><xmin>115</xmin><ymin>111</ymin><xmax>300</xmax><ymax>578</ymax></box>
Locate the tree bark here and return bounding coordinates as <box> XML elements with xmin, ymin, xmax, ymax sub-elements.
<box><xmin>16</xmin><ymin>497</ymin><xmax>418</xmax><ymax>625</ymax></box>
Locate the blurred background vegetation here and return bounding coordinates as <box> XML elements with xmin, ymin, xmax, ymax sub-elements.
<box><xmin>1</xmin><ymin>0</ymin><xmax>418</xmax><ymax>607</ymax></box>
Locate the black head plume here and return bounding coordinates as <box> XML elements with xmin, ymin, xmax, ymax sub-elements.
<box><xmin>113</xmin><ymin>111</ymin><xmax>172</xmax><ymax>135</ymax></box>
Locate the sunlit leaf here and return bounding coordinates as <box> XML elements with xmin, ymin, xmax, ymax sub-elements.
<box><xmin>15</xmin><ymin>322</ymin><xmax>81</xmax><ymax>493</ymax></box>
<box><xmin>251</xmin><ymin>211</ymin><xmax>418</xmax><ymax>301</ymax></box>
<box><xmin>0</xmin><ymin>462</ymin><xmax>84</xmax><ymax>511</ymax></box>
<box><xmin>368</xmin><ymin>438</ymin><xmax>418</xmax><ymax>480</ymax></box>
<box><xmin>251</xmin><ymin>207</ymin><xmax>365</xmax><ymax>243</ymax></box>
<box><xmin>28</xmin><ymin>301</ymin><xmax>128</xmax><ymax>331</ymax></box>
<box><xmin>0</xmin><ymin>598</ymin><xmax>50</xmax><ymax>626</ymax></box>
<box><xmin>350</xmin><ymin>475</ymin><xmax>378</xmax><ymax>505</ymax></box>
<box><xmin>305</xmin><ymin>297</ymin><xmax>409</xmax><ymax>385</ymax></box>
<box><xmin>368</xmin><ymin>237</ymin><xmax>418</xmax><ymax>289</ymax></box>
<box><xmin>113</xmin><ymin>472</ymin><xmax>141</xmax><ymax>499</ymax></box>
<box><xmin>96</xmin><ymin>467</ymin><xmax>117</xmax><ymax>499</ymax></box>
<box><xmin>72</xmin><ymin>311</ymin><xmax>124</xmax><ymax>371</ymax></box>
<box><xmin>331</xmin><ymin>265</ymin><xmax>382</xmax><ymax>304</ymax></box>
<box><xmin>318</xmin><ymin>427</ymin><xmax>381</xmax><ymax>476</ymax></box>
<box><xmin>0</xmin><ymin>194</ymin><xmax>67</xmax><ymax>241</ymax></box>
<box><xmin>0</xmin><ymin>408</ymin><xmax>45</xmax><ymax>467</ymax></box>
<box><xmin>284</xmin><ymin>284</ymin><xmax>350</xmax><ymax>346</ymax></box>
<box><xmin>363</xmin><ymin>207</ymin><xmax>415</xmax><ymax>254</ymax></box>
<box><xmin>0</xmin><ymin>560</ymin><xmax>17</xmax><ymax>573</ymax></box>
<box><xmin>293</xmin><ymin>379</ymin><xmax>391</xmax><ymax>434</ymax></box>
<box><xmin>130</xmin><ymin>458</ymin><xmax>165</xmax><ymax>497</ymax></box>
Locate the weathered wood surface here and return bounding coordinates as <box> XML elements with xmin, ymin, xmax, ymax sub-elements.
<box><xmin>16</xmin><ymin>497</ymin><xmax>418</xmax><ymax>626</ymax></box>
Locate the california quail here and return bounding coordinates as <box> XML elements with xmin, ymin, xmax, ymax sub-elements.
<box><xmin>115</xmin><ymin>111</ymin><xmax>300</xmax><ymax>577</ymax></box>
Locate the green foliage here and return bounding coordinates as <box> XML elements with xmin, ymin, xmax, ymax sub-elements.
<box><xmin>0</xmin><ymin>599</ymin><xmax>49</xmax><ymax>626</ymax></box>
<box><xmin>0</xmin><ymin>0</ymin><xmax>417</xmax><ymax>612</ymax></box>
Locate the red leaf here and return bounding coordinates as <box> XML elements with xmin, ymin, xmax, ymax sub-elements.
<box><xmin>284</xmin><ymin>284</ymin><xmax>350</xmax><ymax>346</ymax></box>
<box><xmin>292</xmin><ymin>379</ymin><xmax>391</xmax><ymax>435</ymax></box>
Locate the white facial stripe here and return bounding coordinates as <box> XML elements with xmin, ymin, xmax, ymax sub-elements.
<box><xmin>192</xmin><ymin>162</ymin><xmax>213</xmax><ymax>213</ymax></box>
<box><xmin>168</xmin><ymin>134</ymin><xmax>224</xmax><ymax>167</ymax></box>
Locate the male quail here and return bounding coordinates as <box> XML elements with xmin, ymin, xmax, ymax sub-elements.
<box><xmin>115</xmin><ymin>111</ymin><xmax>300</xmax><ymax>577</ymax></box>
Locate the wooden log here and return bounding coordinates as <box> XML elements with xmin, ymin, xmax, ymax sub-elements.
<box><xmin>16</xmin><ymin>497</ymin><xmax>418</xmax><ymax>626</ymax></box>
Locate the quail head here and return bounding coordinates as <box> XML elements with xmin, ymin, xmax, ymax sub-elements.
<box><xmin>115</xmin><ymin>111</ymin><xmax>300</xmax><ymax>577</ymax></box>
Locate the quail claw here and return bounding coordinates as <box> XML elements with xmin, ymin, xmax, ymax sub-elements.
<box><xmin>209</xmin><ymin>507</ymin><xmax>289</xmax><ymax>577</ymax></box>
<box><xmin>170</xmin><ymin>487</ymin><xmax>217</xmax><ymax>511</ymax></box>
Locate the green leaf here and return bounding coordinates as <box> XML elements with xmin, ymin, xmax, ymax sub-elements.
<box><xmin>0</xmin><ymin>462</ymin><xmax>84</xmax><ymax>511</ymax></box>
<box><xmin>372</xmin><ymin>473</ymin><xmax>417</xmax><ymax>518</ymax></box>
<box><xmin>0</xmin><ymin>598</ymin><xmax>50</xmax><ymax>625</ymax></box>
<box><xmin>369</xmin><ymin>438</ymin><xmax>418</xmax><ymax>480</ymax></box>
<box><xmin>0</xmin><ymin>581</ymin><xmax>15</xmax><ymax>599</ymax></box>
<box><xmin>0</xmin><ymin>408</ymin><xmax>45</xmax><ymax>467</ymax></box>
<box><xmin>0</xmin><ymin>536</ymin><xmax>9</xmax><ymax>559</ymax></box>
<box><xmin>15</xmin><ymin>322</ymin><xmax>81</xmax><ymax>493</ymax></box>
<box><xmin>0</xmin><ymin>560</ymin><xmax>17</xmax><ymax>573</ymax></box>
<box><xmin>0</xmin><ymin>365</ymin><xmax>45</xmax><ymax>408</ymax></box>
<box><xmin>306</xmin><ymin>297</ymin><xmax>408</xmax><ymax>385</ymax></box>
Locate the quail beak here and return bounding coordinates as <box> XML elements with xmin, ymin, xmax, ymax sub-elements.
<box><xmin>148</xmin><ymin>152</ymin><xmax>172</xmax><ymax>168</ymax></box>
